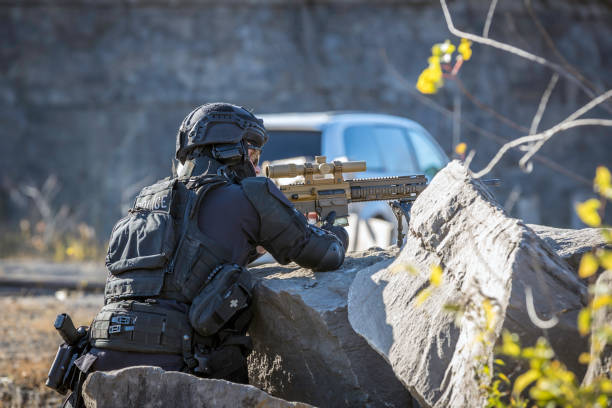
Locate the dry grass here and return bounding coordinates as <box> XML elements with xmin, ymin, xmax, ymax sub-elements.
<box><xmin>0</xmin><ymin>294</ymin><xmax>102</xmax><ymax>393</ymax></box>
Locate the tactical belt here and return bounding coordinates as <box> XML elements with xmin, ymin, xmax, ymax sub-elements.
<box><xmin>90</xmin><ymin>300</ymin><xmax>191</xmax><ymax>354</ymax></box>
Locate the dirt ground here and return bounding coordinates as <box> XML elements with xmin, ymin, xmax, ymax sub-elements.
<box><xmin>0</xmin><ymin>292</ymin><xmax>103</xmax><ymax>408</ymax></box>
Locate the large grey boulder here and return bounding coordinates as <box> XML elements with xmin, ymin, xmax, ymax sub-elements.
<box><xmin>582</xmin><ymin>270</ymin><xmax>612</xmax><ymax>386</ymax></box>
<box><xmin>82</xmin><ymin>366</ymin><xmax>313</xmax><ymax>408</ymax></box>
<box><xmin>348</xmin><ymin>161</ymin><xmax>589</xmax><ymax>408</ymax></box>
<box><xmin>247</xmin><ymin>248</ymin><xmax>413</xmax><ymax>408</ymax></box>
<box><xmin>529</xmin><ymin>224</ymin><xmax>610</xmax><ymax>272</ymax></box>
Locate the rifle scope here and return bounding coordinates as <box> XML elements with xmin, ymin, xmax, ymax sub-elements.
<box><xmin>265</xmin><ymin>160</ymin><xmax>366</xmax><ymax>179</ymax></box>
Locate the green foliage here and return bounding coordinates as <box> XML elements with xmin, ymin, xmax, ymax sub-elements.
<box><xmin>429</xmin><ymin>166</ymin><xmax>612</xmax><ymax>407</ymax></box>
<box><xmin>481</xmin><ymin>166</ymin><xmax>612</xmax><ymax>408</ymax></box>
<box><xmin>491</xmin><ymin>331</ymin><xmax>612</xmax><ymax>407</ymax></box>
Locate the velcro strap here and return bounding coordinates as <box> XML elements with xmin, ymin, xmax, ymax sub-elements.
<box><xmin>220</xmin><ymin>334</ymin><xmax>252</xmax><ymax>351</ymax></box>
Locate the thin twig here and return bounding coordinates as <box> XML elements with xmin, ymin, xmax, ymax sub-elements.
<box><xmin>482</xmin><ymin>0</ymin><xmax>499</xmax><ymax>38</ymax></box>
<box><xmin>476</xmin><ymin>89</ymin><xmax>612</xmax><ymax>176</ymax></box>
<box><xmin>439</xmin><ymin>0</ymin><xmax>612</xmax><ymax>113</ymax></box>
<box><xmin>529</xmin><ymin>73</ymin><xmax>559</xmax><ymax>136</ymax></box>
<box><xmin>503</xmin><ymin>185</ymin><xmax>521</xmax><ymax>213</ymax></box>
<box><xmin>474</xmin><ymin>118</ymin><xmax>612</xmax><ymax>178</ymax></box>
<box><xmin>525</xmin><ymin>286</ymin><xmax>559</xmax><ymax>329</ymax></box>
<box><xmin>380</xmin><ymin>48</ymin><xmax>594</xmax><ymax>187</ymax></box>
<box><xmin>519</xmin><ymin>89</ymin><xmax>612</xmax><ymax>170</ymax></box>
<box><xmin>464</xmin><ymin>149</ymin><xmax>477</xmax><ymax>170</ymax></box>
<box><xmin>524</xmin><ymin>0</ymin><xmax>601</xmax><ymax>95</ymax></box>
<box><xmin>454</xmin><ymin>77</ymin><xmax>529</xmax><ymax>133</ymax></box>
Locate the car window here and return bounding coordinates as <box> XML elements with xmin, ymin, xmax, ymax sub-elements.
<box><xmin>260</xmin><ymin>130</ymin><xmax>322</xmax><ymax>163</ymax></box>
<box><xmin>406</xmin><ymin>130</ymin><xmax>446</xmax><ymax>179</ymax></box>
<box><xmin>343</xmin><ymin>125</ymin><xmax>418</xmax><ymax>173</ymax></box>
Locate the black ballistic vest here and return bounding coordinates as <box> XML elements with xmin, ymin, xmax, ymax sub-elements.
<box><xmin>91</xmin><ymin>175</ymin><xmax>245</xmax><ymax>353</ymax></box>
<box><xmin>103</xmin><ymin>175</ymin><xmax>233</xmax><ymax>305</ymax></box>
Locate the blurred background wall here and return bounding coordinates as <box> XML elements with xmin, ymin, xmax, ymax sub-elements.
<box><xmin>1</xmin><ymin>0</ymin><xmax>611</xmax><ymax>258</ymax></box>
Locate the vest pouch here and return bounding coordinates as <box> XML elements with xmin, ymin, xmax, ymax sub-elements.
<box><xmin>90</xmin><ymin>301</ymin><xmax>191</xmax><ymax>354</ymax></box>
<box><xmin>170</xmin><ymin>233</ymin><xmax>226</xmax><ymax>302</ymax></box>
<box><xmin>189</xmin><ymin>264</ymin><xmax>252</xmax><ymax>337</ymax></box>
<box><xmin>106</xmin><ymin>211</ymin><xmax>175</xmax><ymax>275</ymax></box>
<box><xmin>104</xmin><ymin>180</ymin><xmax>177</xmax><ymax>300</ymax></box>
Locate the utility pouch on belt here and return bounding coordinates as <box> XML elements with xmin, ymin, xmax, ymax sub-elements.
<box><xmin>90</xmin><ymin>300</ymin><xmax>192</xmax><ymax>354</ymax></box>
<box><xmin>189</xmin><ymin>264</ymin><xmax>252</xmax><ymax>337</ymax></box>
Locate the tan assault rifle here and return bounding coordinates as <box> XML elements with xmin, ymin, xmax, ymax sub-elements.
<box><xmin>264</xmin><ymin>156</ymin><xmax>428</xmax><ymax>245</ymax></box>
<box><xmin>265</xmin><ymin>156</ymin><xmax>500</xmax><ymax>245</ymax></box>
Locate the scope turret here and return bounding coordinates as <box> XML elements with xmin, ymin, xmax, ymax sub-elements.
<box><xmin>265</xmin><ymin>156</ymin><xmax>366</xmax><ymax>179</ymax></box>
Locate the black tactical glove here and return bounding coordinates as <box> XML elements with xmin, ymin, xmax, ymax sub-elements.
<box><xmin>321</xmin><ymin>211</ymin><xmax>349</xmax><ymax>252</ymax></box>
<box><xmin>326</xmin><ymin>225</ymin><xmax>348</xmax><ymax>253</ymax></box>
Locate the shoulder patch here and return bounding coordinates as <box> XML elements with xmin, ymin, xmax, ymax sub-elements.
<box><xmin>265</xmin><ymin>179</ymin><xmax>294</xmax><ymax>208</ymax></box>
<box><xmin>241</xmin><ymin>177</ymin><xmax>293</xmax><ymax>209</ymax></box>
<box><xmin>134</xmin><ymin>179</ymin><xmax>175</xmax><ymax>212</ymax></box>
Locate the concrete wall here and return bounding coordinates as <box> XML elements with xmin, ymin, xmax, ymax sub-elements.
<box><xmin>1</xmin><ymin>0</ymin><xmax>611</xmax><ymax>239</ymax></box>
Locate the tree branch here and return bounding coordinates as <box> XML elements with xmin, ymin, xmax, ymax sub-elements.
<box><xmin>454</xmin><ymin>77</ymin><xmax>530</xmax><ymax>133</ymax></box>
<box><xmin>529</xmin><ymin>73</ymin><xmax>559</xmax><ymax>136</ymax></box>
<box><xmin>524</xmin><ymin>0</ymin><xmax>602</xmax><ymax>95</ymax></box>
<box><xmin>439</xmin><ymin>0</ymin><xmax>611</xmax><ymax>111</ymax></box>
<box><xmin>473</xmin><ymin>117</ymin><xmax>612</xmax><ymax>178</ymax></box>
<box><xmin>379</xmin><ymin>48</ymin><xmax>597</xmax><ymax>187</ymax></box>
<box><xmin>482</xmin><ymin>0</ymin><xmax>499</xmax><ymax>38</ymax></box>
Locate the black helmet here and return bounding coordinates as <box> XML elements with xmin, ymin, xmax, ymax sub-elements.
<box><xmin>176</xmin><ymin>103</ymin><xmax>268</xmax><ymax>163</ymax></box>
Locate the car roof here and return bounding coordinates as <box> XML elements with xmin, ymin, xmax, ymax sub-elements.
<box><xmin>259</xmin><ymin>111</ymin><xmax>426</xmax><ymax>132</ymax></box>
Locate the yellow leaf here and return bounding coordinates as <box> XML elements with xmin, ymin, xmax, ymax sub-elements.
<box><xmin>576</xmin><ymin>199</ymin><xmax>602</xmax><ymax>227</ymax></box>
<box><xmin>578</xmin><ymin>352</ymin><xmax>592</xmax><ymax>364</ymax></box>
<box><xmin>426</xmin><ymin>58</ymin><xmax>443</xmax><ymax>82</ymax></box>
<box><xmin>513</xmin><ymin>369</ymin><xmax>540</xmax><ymax>396</ymax></box>
<box><xmin>430</xmin><ymin>265</ymin><xmax>443</xmax><ymax>287</ymax></box>
<box><xmin>597</xmin><ymin>395</ymin><xmax>609</xmax><ymax>408</ymax></box>
<box><xmin>578</xmin><ymin>308</ymin><xmax>591</xmax><ymax>336</ymax></box>
<box><xmin>415</xmin><ymin>287</ymin><xmax>432</xmax><ymax>306</ymax></box>
<box><xmin>389</xmin><ymin>263</ymin><xmax>417</xmax><ymax>276</ymax></box>
<box><xmin>440</xmin><ymin>39</ymin><xmax>456</xmax><ymax>56</ymax></box>
<box><xmin>455</xmin><ymin>142</ymin><xmax>467</xmax><ymax>155</ymax></box>
<box><xmin>431</xmin><ymin>44</ymin><xmax>442</xmax><ymax>56</ymax></box>
<box><xmin>498</xmin><ymin>373</ymin><xmax>510</xmax><ymax>384</ymax></box>
<box><xmin>579</xmin><ymin>253</ymin><xmax>599</xmax><ymax>278</ymax></box>
<box><xmin>602</xmin><ymin>228</ymin><xmax>612</xmax><ymax>243</ymax></box>
<box><xmin>416</xmin><ymin>74</ymin><xmax>436</xmax><ymax>94</ymax></box>
<box><xmin>499</xmin><ymin>331</ymin><xmax>521</xmax><ymax>357</ymax></box>
<box><xmin>529</xmin><ymin>387</ymin><xmax>556</xmax><ymax>401</ymax></box>
<box><xmin>594</xmin><ymin>166</ymin><xmax>612</xmax><ymax>198</ymax></box>
<box><xmin>483</xmin><ymin>299</ymin><xmax>495</xmax><ymax>330</ymax></box>
<box><xmin>458</xmin><ymin>38</ymin><xmax>473</xmax><ymax>61</ymax></box>
<box><xmin>494</xmin><ymin>359</ymin><xmax>505</xmax><ymax>366</ymax></box>
<box><xmin>592</xmin><ymin>294</ymin><xmax>612</xmax><ymax>310</ymax></box>
<box><xmin>599</xmin><ymin>249</ymin><xmax>612</xmax><ymax>271</ymax></box>
<box><xmin>601</xmin><ymin>379</ymin><xmax>612</xmax><ymax>393</ymax></box>
<box><xmin>443</xmin><ymin>303</ymin><xmax>462</xmax><ymax>313</ymax></box>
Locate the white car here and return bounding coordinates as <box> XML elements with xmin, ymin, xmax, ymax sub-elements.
<box><xmin>258</xmin><ymin>112</ymin><xmax>449</xmax><ymax>252</ymax></box>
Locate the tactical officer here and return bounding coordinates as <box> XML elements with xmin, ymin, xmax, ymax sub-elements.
<box><xmin>60</xmin><ymin>103</ymin><xmax>348</xmax><ymax>407</ymax></box>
